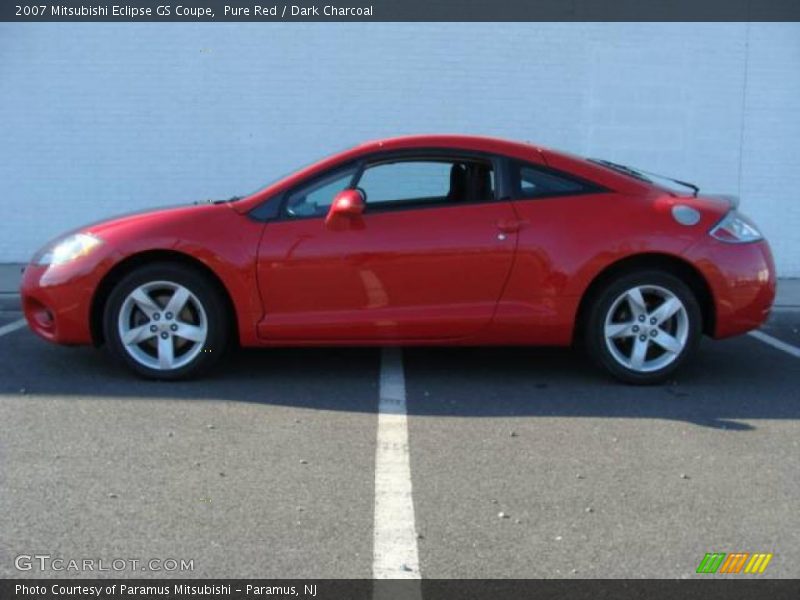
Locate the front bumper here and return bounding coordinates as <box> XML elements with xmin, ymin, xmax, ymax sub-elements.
<box><xmin>20</xmin><ymin>261</ymin><xmax>104</xmax><ymax>345</ymax></box>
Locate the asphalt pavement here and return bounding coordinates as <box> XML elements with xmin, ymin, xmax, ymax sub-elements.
<box><xmin>0</xmin><ymin>307</ymin><xmax>798</xmax><ymax>579</ymax></box>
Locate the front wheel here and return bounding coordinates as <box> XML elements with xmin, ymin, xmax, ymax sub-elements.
<box><xmin>585</xmin><ymin>271</ymin><xmax>702</xmax><ymax>384</ymax></box>
<box><xmin>103</xmin><ymin>262</ymin><xmax>229</xmax><ymax>380</ymax></box>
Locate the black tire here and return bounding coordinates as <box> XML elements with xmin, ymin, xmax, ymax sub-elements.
<box><xmin>585</xmin><ymin>270</ymin><xmax>702</xmax><ymax>385</ymax></box>
<box><xmin>103</xmin><ymin>262</ymin><xmax>229</xmax><ymax>380</ymax></box>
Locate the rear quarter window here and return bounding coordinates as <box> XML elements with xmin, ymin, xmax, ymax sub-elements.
<box><xmin>514</xmin><ymin>162</ymin><xmax>600</xmax><ymax>199</ymax></box>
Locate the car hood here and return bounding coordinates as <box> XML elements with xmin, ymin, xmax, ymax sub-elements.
<box><xmin>36</xmin><ymin>202</ymin><xmax>233</xmax><ymax>253</ymax></box>
<box><xmin>84</xmin><ymin>202</ymin><xmax>218</xmax><ymax>236</ymax></box>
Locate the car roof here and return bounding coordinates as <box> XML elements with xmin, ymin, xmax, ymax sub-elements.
<box><xmin>356</xmin><ymin>134</ymin><xmax>546</xmax><ymax>155</ymax></box>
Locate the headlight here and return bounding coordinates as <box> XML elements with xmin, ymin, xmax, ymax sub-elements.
<box><xmin>37</xmin><ymin>233</ymin><xmax>103</xmax><ymax>266</ymax></box>
<box><xmin>709</xmin><ymin>210</ymin><xmax>763</xmax><ymax>244</ymax></box>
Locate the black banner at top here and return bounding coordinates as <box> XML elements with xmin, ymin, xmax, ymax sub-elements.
<box><xmin>2</xmin><ymin>0</ymin><xmax>800</xmax><ymax>22</ymax></box>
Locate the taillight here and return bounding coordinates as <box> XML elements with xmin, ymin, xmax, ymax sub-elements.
<box><xmin>709</xmin><ymin>210</ymin><xmax>763</xmax><ymax>244</ymax></box>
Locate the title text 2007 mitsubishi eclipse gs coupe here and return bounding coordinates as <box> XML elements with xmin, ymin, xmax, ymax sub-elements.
<box><xmin>21</xmin><ymin>135</ymin><xmax>776</xmax><ymax>384</ymax></box>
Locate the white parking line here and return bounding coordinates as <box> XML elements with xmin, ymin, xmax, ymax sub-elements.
<box><xmin>0</xmin><ymin>318</ymin><xmax>26</xmax><ymax>338</ymax></box>
<box><xmin>373</xmin><ymin>348</ymin><xmax>422</xmax><ymax>587</ymax></box>
<box><xmin>770</xmin><ymin>306</ymin><xmax>800</xmax><ymax>312</ymax></box>
<box><xmin>748</xmin><ymin>330</ymin><xmax>800</xmax><ymax>359</ymax></box>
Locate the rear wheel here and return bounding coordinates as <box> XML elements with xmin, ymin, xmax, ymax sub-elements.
<box><xmin>585</xmin><ymin>271</ymin><xmax>702</xmax><ymax>384</ymax></box>
<box><xmin>103</xmin><ymin>263</ymin><xmax>229</xmax><ymax>380</ymax></box>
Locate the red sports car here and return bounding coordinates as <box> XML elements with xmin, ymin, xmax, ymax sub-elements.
<box><xmin>21</xmin><ymin>135</ymin><xmax>775</xmax><ymax>383</ymax></box>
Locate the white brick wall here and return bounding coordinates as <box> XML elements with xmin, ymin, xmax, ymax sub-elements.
<box><xmin>1</xmin><ymin>23</ymin><xmax>798</xmax><ymax>274</ymax></box>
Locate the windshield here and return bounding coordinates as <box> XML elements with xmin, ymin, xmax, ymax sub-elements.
<box><xmin>230</xmin><ymin>145</ymin><xmax>357</xmax><ymax>202</ymax></box>
<box><xmin>588</xmin><ymin>158</ymin><xmax>699</xmax><ymax>195</ymax></box>
<box><xmin>230</xmin><ymin>168</ymin><xmax>300</xmax><ymax>201</ymax></box>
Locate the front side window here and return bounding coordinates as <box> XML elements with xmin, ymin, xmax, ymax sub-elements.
<box><xmin>284</xmin><ymin>166</ymin><xmax>357</xmax><ymax>217</ymax></box>
<box><xmin>516</xmin><ymin>163</ymin><xmax>592</xmax><ymax>198</ymax></box>
<box><xmin>283</xmin><ymin>157</ymin><xmax>497</xmax><ymax>218</ymax></box>
<box><xmin>357</xmin><ymin>159</ymin><xmax>495</xmax><ymax>208</ymax></box>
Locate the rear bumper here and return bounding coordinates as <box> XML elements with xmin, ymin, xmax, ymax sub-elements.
<box><xmin>688</xmin><ymin>239</ymin><xmax>776</xmax><ymax>339</ymax></box>
<box><xmin>20</xmin><ymin>263</ymin><xmax>99</xmax><ymax>345</ymax></box>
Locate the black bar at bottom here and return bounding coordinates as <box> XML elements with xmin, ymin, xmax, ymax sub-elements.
<box><xmin>2</xmin><ymin>579</ymin><xmax>800</xmax><ymax>600</ymax></box>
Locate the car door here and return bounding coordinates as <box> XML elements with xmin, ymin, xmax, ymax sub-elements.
<box><xmin>490</xmin><ymin>159</ymin><xmax>614</xmax><ymax>344</ymax></box>
<box><xmin>255</xmin><ymin>152</ymin><xmax>520</xmax><ymax>341</ymax></box>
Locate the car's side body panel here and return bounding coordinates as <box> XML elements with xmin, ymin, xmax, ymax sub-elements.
<box><xmin>256</xmin><ymin>201</ymin><xmax>519</xmax><ymax>342</ymax></box>
<box><xmin>20</xmin><ymin>135</ymin><xmax>777</xmax><ymax>355</ymax></box>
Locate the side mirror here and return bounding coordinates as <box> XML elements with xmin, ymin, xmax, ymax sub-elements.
<box><xmin>325</xmin><ymin>189</ymin><xmax>365</xmax><ymax>228</ymax></box>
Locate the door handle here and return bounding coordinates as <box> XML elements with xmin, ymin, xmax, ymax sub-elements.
<box><xmin>496</xmin><ymin>219</ymin><xmax>527</xmax><ymax>233</ymax></box>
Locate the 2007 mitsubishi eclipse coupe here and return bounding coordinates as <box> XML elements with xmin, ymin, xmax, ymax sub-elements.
<box><xmin>21</xmin><ymin>135</ymin><xmax>776</xmax><ymax>383</ymax></box>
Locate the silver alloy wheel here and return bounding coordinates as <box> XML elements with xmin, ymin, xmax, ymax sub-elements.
<box><xmin>603</xmin><ymin>285</ymin><xmax>689</xmax><ymax>373</ymax></box>
<box><xmin>117</xmin><ymin>281</ymin><xmax>208</xmax><ymax>371</ymax></box>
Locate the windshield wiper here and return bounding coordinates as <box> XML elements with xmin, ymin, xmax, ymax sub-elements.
<box><xmin>193</xmin><ymin>195</ymin><xmax>242</xmax><ymax>206</ymax></box>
